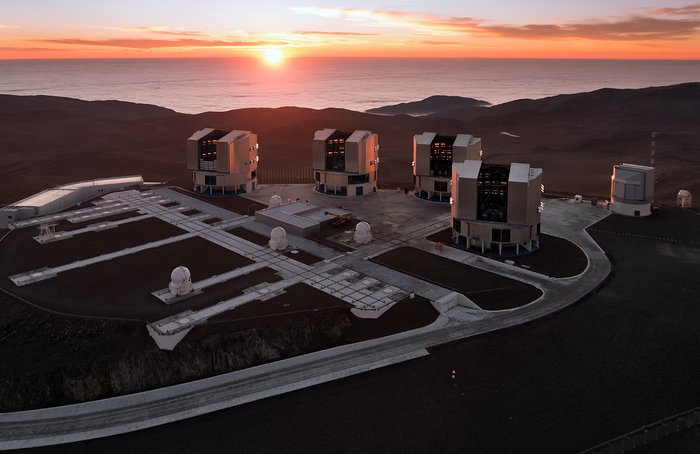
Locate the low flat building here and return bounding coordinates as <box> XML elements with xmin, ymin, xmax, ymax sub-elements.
<box><xmin>610</xmin><ymin>163</ymin><xmax>654</xmax><ymax>217</ymax></box>
<box><xmin>313</xmin><ymin>129</ymin><xmax>379</xmax><ymax>196</ymax></box>
<box><xmin>186</xmin><ymin>128</ymin><xmax>258</xmax><ymax>195</ymax></box>
<box><xmin>413</xmin><ymin>132</ymin><xmax>482</xmax><ymax>201</ymax></box>
<box><xmin>255</xmin><ymin>201</ymin><xmax>352</xmax><ymax>237</ymax></box>
<box><xmin>451</xmin><ymin>161</ymin><xmax>542</xmax><ymax>255</ymax></box>
<box><xmin>0</xmin><ymin>176</ymin><xmax>143</xmax><ymax>228</ymax></box>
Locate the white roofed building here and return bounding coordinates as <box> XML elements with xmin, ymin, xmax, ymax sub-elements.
<box><xmin>312</xmin><ymin>129</ymin><xmax>379</xmax><ymax>197</ymax></box>
<box><xmin>610</xmin><ymin>163</ymin><xmax>654</xmax><ymax>217</ymax></box>
<box><xmin>0</xmin><ymin>176</ymin><xmax>143</xmax><ymax>228</ymax></box>
<box><xmin>413</xmin><ymin>132</ymin><xmax>482</xmax><ymax>202</ymax></box>
<box><xmin>186</xmin><ymin>128</ymin><xmax>258</xmax><ymax>195</ymax></box>
<box><xmin>451</xmin><ymin>161</ymin><xmax>543</xmax><ymax>255</ymax></box>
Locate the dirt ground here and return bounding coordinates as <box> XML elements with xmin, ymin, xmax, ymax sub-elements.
<box><xmin>36</xmin><ymin>205</ymin><xmax>700</xmax><ymax>454</ymax></box>
<box><xmin>1</xmin><ymin>236</ymin><xmax>270</xmax><ymax>321</ymax></box>
<box><xmin>227</xmin><ymin>226</ymin><xmax>269</xmax><ymax>246</ymax></box>
<box><xmin>171</xmin><ymin>186</ymin><xmax>267</xmax><ymax>215</ymax></box>
<box><xmin>0</xmin><ymin>281</ymin><xmax>437</xmax><ymax>412</ymax></box>
<box><xmin>309</xmin><ymin>220</ymin><xmax>359</xmax><ymax>253</ymax></box>
<box><xmin>426</xmin><ymin>229</ymin><xmax>588</xmax><ymax>278</ymax></box>
<box><xmin>283</xmin><ymin>249</ymin><xmax>322</xmax><ymax>265</ymax></box>
<box><xmin>1</xmin><ymin>217</ymin><xmax>185</xmax><ymax>276</ymax></box>
<box><xmin>372</xmin><ymin>246</ymin><xmax>542</xmax><ymax>310</ymax></box>
<box><xmin>213</xmin><ymin>283</ymin><xmax>438</xmax><ymax>343</ymax></box>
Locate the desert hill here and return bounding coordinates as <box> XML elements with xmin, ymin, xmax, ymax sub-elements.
<box><xmin>366</xmin><ymin>95</ymin><xmax>489</xmax><ymax>116</ymax></box>
<box><xmin>0</xmin><ymin>84</ymin><xmax>698</xmax><ymax>204</ymax></box>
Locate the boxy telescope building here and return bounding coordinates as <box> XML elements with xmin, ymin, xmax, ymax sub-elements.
<box><xmin>451</xmin><ymin>160</ymin><xmax>543</xmax><ymax>255</ymax></box>
<box><xmin>413</xmin><ymin>132</ymin><xmax>482</xmax><ymax>201</ymax></box>
<box><xmin>313</xmin><ymin>129</ymin><xmax>379</xmax><ymax>196</ymax></box>
<box><xmin>187</xmin><ymin>128</ymin><xmax>259</xmax><ymax>195</ymax></box>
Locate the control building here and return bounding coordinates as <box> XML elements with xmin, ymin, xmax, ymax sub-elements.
<box><xmin>313</xmin><ymin>129</ymin><xmax>379</xmax><ymax>196</ymax></box>
<box><xmin>451</xmin><ymin>160</ymin><xmax>543</xmax><ymax>255</ymax></box>
<box><xmin>0</xmin><ymin>176</ymin><xmax>143</xmax><ymax>228</ymax></box>
<box><xmin>610</xmin><ymin>163</ymin><xmax>654</xmax><ymax>217</ymax></box>
<box><xmin>186</xmin><ymin>128</ymin><xmax>258</xmax><ymax>194</ymax></box>
<box><xmin>413</xmin><ymin>132</ymin><xmax>482</xmax><ymax>201</ymax></box>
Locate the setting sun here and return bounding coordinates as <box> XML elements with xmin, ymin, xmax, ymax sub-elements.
<box><xmin>263</xmin><ymin>48</ymin><xmax>284</xmax><ymax>65</ymax></box>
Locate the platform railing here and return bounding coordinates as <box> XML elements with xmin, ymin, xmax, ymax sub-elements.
<box><xmin>579</xmin><ymin>406</ymin><xmax>700</xmax><ymax>453</ymax></box>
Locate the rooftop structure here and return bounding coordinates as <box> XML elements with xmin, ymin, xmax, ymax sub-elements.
<box><xmin>610</xmin><ymin>163</ymin><xmax>654</xmax><ymax>217</ymax></box>
<box><xmin>0</xmin><ymin>176</ymin><xmax>143</xmax><ymax>229</ymax></box>
<box><xmin>186</xmin><ymin>128</ymin><xmax>258</xmax><ymax>195</ymax></box>
<box><xmin>312</xmin><ymin>129</ymin><xmax>379</xmax><ymax>196</ymax></box>
<box><xmin>255</xmin><ymin>200</ymin><xmax>352</xmax><ymax>237</ymax></box>
<box><xmin>451</xmin><ymin>160</ymin><xmax>543</xmax><ymax>255</ymax></box>
<box><xmin>413</xmin><ymin>132</ymin><xmax>482</xmax><ymax>202</ymax></box>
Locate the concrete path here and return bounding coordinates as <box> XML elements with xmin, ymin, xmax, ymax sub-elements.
<box><xmin>0</xmin><ymin>195</ymin><xmax>611</xmax><ymax>449</ymax></box>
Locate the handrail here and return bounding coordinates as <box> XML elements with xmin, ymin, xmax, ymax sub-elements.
<box><xmin>580</xmin><ymin>406</ymin><xmax>700</xmax><ymax>453</ymax></box>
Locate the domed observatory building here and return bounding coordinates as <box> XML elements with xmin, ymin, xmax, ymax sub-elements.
<box><xmin>186</xmin><ymin>128</ymin><xmax>259</xmax><ymax>195</ymax></box>
<box><xmin>413</xmin><ymin>132</ymin><xmax>482</xmax><ymax>202</ymax></box>
<box><xmin>677</xmin><ymin>190</ymin><xmax>692</xmax><ymax>209</ymax></box>
<box><xmin>313</xmin><ymin>129</ymin><xmax>379</xmax><ymax>196</ymax></box>
<box><xmin>451</xmin><ymin>161</ymin><xmax>543</xmax><ymax>255</ymax></box>
<box><xmin>610</xmin><ymin>163</ymin><xmax>654</xmax><ymax>217</ymax></box>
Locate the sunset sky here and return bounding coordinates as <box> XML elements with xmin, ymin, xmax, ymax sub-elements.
<box><xmin>1</xmin><ymin>0</ymin><xmax>699</xmax><ymax>59</ymax></box>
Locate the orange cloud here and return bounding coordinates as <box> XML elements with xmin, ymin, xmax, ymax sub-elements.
<box><xmin>648</xmin><ymin>3</ymin><xmax>700</xmax><ymax>16</ymax></box>
<box><xmin>33</xmin><ymin>37</ymin><xmax>288</xmax><ymax>49</ymax></box>
<box><xmin>294</xmin><ymin>30</ymin><xmax>379</xmax><ymax>36</ymax></box>
<box><xmin>482</xmin><ymin>17</ymin><xmax>700</xmax><ymax>41</ymax></box>
<box><xmin>115</xmin><ymin>26</ymin><xmax>205</xmax><ymax>36</ymax></box>
<box><xmin>292</xmin><ymin>6</ymin><xmax>700</xmax><ymax>41</ymax></box>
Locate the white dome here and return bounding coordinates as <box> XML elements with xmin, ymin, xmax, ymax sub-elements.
<box><xmin>169</xmin><ymin>266</ymin><xmax>194</xmax><ymax>296</ymax></box>
<box><xmin>269</xmin><ymin>227</ymin><xmax>289</xmax><ymax>250</ymax></box>
<box><xmin>269</xmin><ymin>195</ymin><xmax>283</xmax><ymax>208</ymax></box>
<box><xmin>270</xmin><ymin>227</ymin><xmax>286</xmax><ymax>241</ymax></box>
<box><xmin>678</xmin><ymin>189</ymin><xmax>691</xmax><ymax>197</ymax></box>
<box><xmin>170</xmin><ymin>266</ymin><xmax>191</xmax><ymax>284</ymax></box>
<box><xmin>356</xmin><ymin>222</ymin><xmax>370</xmax><ymax>234</ymax></box>
<box><xmin>354</xmin><ymin>221</ymin><xmax>372</xmax><ymax>244</ymax></box>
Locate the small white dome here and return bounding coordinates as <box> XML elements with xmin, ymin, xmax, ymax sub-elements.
<box><xmin>269</xmin><ymin>195</ymin><xmax>283</xmax><ymax>208</ymax></box>
<box><xmin>356</xmin><ymin>221</ymin><xmax>371</xmax><ymax>234</ymax></box>
<box><xmin>270</xmin><ymin>227</ymin><xmax>286</xmax><ymax>241</ymax></box>
<box><xmin>678</xmin><ymin>189</ymin><xmax>691</xmax><ymax>197</ymax></box>
<box><xmin>269</xmin><ymin>227</ymin><xmax>289</xmax><ymax>250</ymax></box>
<box><xmin>354</xmin><ymin>221</ymin><xmax>372</xmax><ymax>244</ymax></box>
<box><xmin>170</xmin><ymin>266</ymin><xmax>191</xmax><ymax>284</ymax></box>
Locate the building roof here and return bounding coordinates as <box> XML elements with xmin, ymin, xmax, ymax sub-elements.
<box><xmin>453</xmin><ymin>134</ymin><xmax>480</xmax><ymax>148</ymax></box>
<box><xmin>314</xmin><ymin>128</ymin><xmax>336</xmax><ymax>141</ymax></box>
<box><xmin>509</xmin><ymin>163</ymin><xmax>531</xmax><ymax>183</ymax></box>
<box><xmin>14</xmin><ymin>176</ymin><xmax>144</xmax><ymax>208</ymax></box>
<box><xmin>509</xmin><ymin>163</ymin><xmax>543</xmax><ymax>183</ymax></box>
<box><xmin>187</xmin><ymin>128</ymin><xmax>215</xmax><ymax>141</ymax></box>
<box><xmin>453</xmin><ymin>160</ymin><xmax>482</xmax><ymax>180</ymax></box>
<box><xmin>257</xmin><ymin>201</ymin><xmax>351</xmax><ymax>230</ymax></box>
<box><xmin>617</xmin><ymin>163</ymin><xmax>654</xmax><ymax>172</ymax></box>
<box><xmin>414</xmin><ymin>132</ymin><xmax>437</xmax><ymax>146</ymax></box>
<box><xmin>347</xmin><ymin>130</ymin><xmax>372</xmax><ymax>143</ymax></box>
<box><xmin>218</xmin><ymin>130</ymin><xmax>251</xmax><ymax>143</ymax></box>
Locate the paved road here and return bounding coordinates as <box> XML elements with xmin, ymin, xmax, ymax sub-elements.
<box><xmin>0</xmin><ymin>199</ymin><xmax>610</xmax><ymax>449</ymax></box>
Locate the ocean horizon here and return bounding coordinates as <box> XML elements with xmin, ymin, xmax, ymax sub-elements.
<box><xmin>1</xmin><ymin>57</ymin><xmax>699</xmax><ymax>114</ymax></box>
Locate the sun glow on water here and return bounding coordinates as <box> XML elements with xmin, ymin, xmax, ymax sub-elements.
<box><xmin>263</xmin><ymin>48</ymin><xmax>284</xmax><ymax>65</ymax></box>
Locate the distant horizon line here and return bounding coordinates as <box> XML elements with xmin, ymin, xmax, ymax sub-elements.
<box><xmin>1</xmin><ymin>56</ymin><xmax>699</xmax><ymax>62</ymax></box>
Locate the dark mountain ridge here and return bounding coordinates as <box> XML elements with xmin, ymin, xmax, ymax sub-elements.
<box><xmin>0</xmin><ymin>83</ymin><xmax>697</xmax><ymax>204</ymax></box>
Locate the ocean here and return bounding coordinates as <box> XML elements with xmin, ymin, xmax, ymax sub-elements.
<box><xmin>1</xmin><ymin>58</ymin><xmax>698</xmax><ymax>114</ymax></box>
